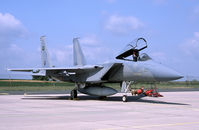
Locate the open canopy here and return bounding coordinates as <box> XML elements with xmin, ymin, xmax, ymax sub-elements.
<box><xmin>115</xmin><ymin>37</ymin><xmax>148</xmax><ymax>60</ymax></box>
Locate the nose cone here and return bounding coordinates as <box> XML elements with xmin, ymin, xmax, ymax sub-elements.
<box><xmin>151</xmin><ymin>64</ymin><xmax>183</xmax><ymax>81</ymax></box>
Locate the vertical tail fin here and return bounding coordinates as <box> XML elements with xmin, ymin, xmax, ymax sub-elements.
<box><xmin>40</xmin><ymin>36</ymin><xmax>51</xmax><ymax>68</ymax></box>
<box><xmin>32</xmin><ymin>36</ymin><xmax>51</xmax><ymax>77</ymax></box>
<box><xmin>73</xmin><ymin>38</ymin><xmax>86</xmax><ymax>66</ymax></box>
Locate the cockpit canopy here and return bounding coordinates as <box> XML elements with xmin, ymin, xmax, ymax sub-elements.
<box><xmin>116</xmin><ymin>37</ymin><xmax>151</xmax><ymax>61</ymax></box>
<box><xmin>138</xmin><ymin>53</ymin><xmax>152</xmax><ymax>61</ymax></box>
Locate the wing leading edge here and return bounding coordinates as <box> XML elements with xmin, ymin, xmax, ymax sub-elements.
<box><xmin>8</xmin><ymin>65</ymin><xmax>103</xmax><ymax>74</ymax></box>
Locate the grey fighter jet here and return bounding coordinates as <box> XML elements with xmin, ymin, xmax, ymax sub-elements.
<box><xmin>9</xmin><ymin>37</ymin><xmax>183</xmax><ymax>102</ymax></box>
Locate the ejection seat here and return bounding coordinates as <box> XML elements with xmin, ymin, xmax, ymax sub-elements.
<box><xmin>116</xmin><ymin>37</ymin><xmax>148</xmax><ymax>62</ymax></box>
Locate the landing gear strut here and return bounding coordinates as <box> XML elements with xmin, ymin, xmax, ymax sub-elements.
<box><xmin>70</xmin><ymin>89</ymin><xmax>77</xmax><ymax>100</ymax></box>
<box><xmin>121</xmin><ymin>81</ymin><xmax>132</xmax><ymax>102</ymax></box>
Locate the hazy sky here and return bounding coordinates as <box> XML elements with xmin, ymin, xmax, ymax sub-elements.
<box><xmin>0</xmin><ymin>0</ymin><xmax>199</xmax><ymax>80</ymax></box>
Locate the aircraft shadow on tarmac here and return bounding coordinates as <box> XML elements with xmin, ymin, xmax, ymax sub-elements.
<box><xmin>22</xmin><ymin>95</ymin><xmax>189</xmax><ymax>106</ymax></box>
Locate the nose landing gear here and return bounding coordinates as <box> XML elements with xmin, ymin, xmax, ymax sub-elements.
<box><xmin>122</xmin><ymin>95</ymin><xmax>128</xmax><ymax>102</ymax></box>
<box><xmin>121</xmin><ymin>81</ymin><xmax>132</xmax><ymax>102</ymax></box>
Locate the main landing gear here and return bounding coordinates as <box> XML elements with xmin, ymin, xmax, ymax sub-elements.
<box><xmin>70</xmin><ymin>89</ymin><xmax>77</xmax><ymax>100</ymax></box>
<box><xmin>70</xmin><ymin>83</ymin><xmax>86</xmax><ymax>100</ymax></box>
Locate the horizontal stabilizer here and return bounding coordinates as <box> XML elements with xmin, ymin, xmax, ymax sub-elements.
<box><xmin>8</xmin><ymin>68</ymin><xmax>35</xmax><ymax>72</ymax></box>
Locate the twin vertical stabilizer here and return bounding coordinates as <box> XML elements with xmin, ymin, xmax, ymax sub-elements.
<box><xmin>40</xmin><ymin>36</ymin><xmax>86</xmax><ymax>68</ymax></box>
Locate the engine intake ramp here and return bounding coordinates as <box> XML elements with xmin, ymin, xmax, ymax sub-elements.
<box><xmin>86</xmin><ymin>63</ymin><xmax>123</xmax><ymax>82</ymax></box>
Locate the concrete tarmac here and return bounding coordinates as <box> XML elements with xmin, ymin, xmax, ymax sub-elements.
<box><xmin>0</xmin><ymin>92</ymin><xmax>199</xmax><ymax>130</ymax></box>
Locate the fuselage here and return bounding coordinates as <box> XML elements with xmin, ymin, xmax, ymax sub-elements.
<box><xmin>109</xmin><ymin>60</ymin><xmax>183</xmax><ymax>82</ymax></box>
<box><xmin>51</xmin><ymin>59</ymin><xmax>183</xmax><ymax>83</ymax></box>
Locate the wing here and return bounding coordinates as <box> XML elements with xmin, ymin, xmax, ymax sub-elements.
<box><xmin>8</xmin><ymin>65</ymin><xmax>103</xmax><ymax>74</ymax></box>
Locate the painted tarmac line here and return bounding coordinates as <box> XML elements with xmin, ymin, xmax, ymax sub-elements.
<box><xmin>97</xmin><ymin>121</ymin><xmax>199</xmax><ymax>130</ymax></box>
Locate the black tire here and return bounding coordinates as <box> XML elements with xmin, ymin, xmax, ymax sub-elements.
<box><xmin>99</xmin><ymin>96</ymin><xmax>107</xmax><ymax>100</ymax></box>
<box><xmin>71</xmin><ymin>90</ymin><xmax>77</xmax><ymax>99</ymax></box>
<box><xmin>122</xmin><ymin>95</ymin><xmax>127</xmax><ymax>102</ymax></box>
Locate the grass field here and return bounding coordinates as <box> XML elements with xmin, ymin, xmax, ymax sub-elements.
<box><xmin>0</xmin><ymin>80</ymin><xmax>75</xmax><ymax>91</ymax></box>
<box><xmin>0</xmin><ymin>79</ymin><xmax>199</xmax><ymax>92</ymax></box>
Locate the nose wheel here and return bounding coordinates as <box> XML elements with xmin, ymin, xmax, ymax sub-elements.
<box><xmin>122</xmin><ymin>95</ymin><xmax>127</xmax><ymax>102</ymax></box>
<box><xmin>121</xmin><ymin>81</ymin><xmax>131</xmax><ymax>102</ymax></box>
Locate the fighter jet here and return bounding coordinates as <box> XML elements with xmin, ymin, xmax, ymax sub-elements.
<box><xmin>9</xmin><ymin>37</ymin><xmax>183</xmax><ymax>102</ymax></box>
